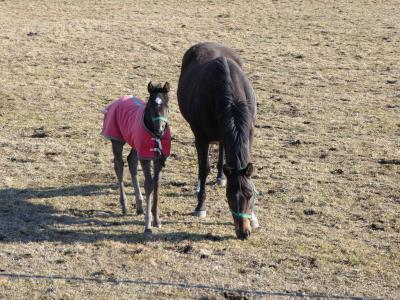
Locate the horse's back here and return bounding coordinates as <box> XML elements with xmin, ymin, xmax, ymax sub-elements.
<box><xmin>177</xmin><ymin>43</ymin><xmax>256</xmax><ymax>141</ymax></box>
<box><xmin>101</xmin><ymin>96</ymin><xmax>143</xmax><ymax>144</ymax></box>
<box><xmin>180</xmin><ymin>42</ymin><xmax>243</xmax><ymax>73</ymax></box>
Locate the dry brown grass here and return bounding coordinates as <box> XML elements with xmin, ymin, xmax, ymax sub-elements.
<box><xmin>0</xmin><ymin>0</ymin><xmax>399</xmax><ymax>299</ymax></box>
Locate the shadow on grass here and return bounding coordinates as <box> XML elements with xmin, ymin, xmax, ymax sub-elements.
<box><xmin>0</xmin><ymin>185</ymin><xmax>232</xmax><ymax>244</ymax></box>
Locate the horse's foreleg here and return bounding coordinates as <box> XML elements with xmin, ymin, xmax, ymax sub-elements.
<box><xmin>151</xmin><ymin>158</ymin><xmax>164</xmax><ymax>228</ymax></box>
<box><xmin>127</xmin><ymin>149</ymin><xmax>144</xmax><ymax>215</ymax></box>
<box><xmin>112</xmin><ymin>140</ymin><xmax>127</xmax><ymax>214</ymax></box>
<box><xmin>216</xmin><ymin>142</ymin><xmax>226</xmax><ymax>186</ymax></box>
<box><xmin>194</xmin><ymin>138</ymin><xmax>210</xmax><ymax>218</ymax></box>
<box><xmin>140</xmin><ymin>159</ymin><xmax>153</xmax><ymax>233</ymax></box>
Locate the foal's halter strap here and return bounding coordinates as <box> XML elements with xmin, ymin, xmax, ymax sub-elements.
<box><xmin>130</xmin><ymin>96</ymin><xmax>168</xmax><ymax>159</ymax></box>
<box><xmin>151</xmin><ymin>116</ymin><xmax>168</xmax><ymax>123</ymax></box>
<box><xmin>151</xmin><ymin>137</ymin><xmax>163</xmax><ymax>156</ymax></box>
<box><xmin>130</xmin><ymin>96</ymin><xmax>169</xmax><ymax>123</ymax></box>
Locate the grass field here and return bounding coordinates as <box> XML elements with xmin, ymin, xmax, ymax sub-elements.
<box><xmin>0</xmin><ymin>0</ymin><xmax>399</xmax><ymax>299</ymax></box>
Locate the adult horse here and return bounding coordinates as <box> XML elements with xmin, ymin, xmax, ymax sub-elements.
<box><xmin>177</xmin><ymin>42</ymin><xmax>258</xmax><ymax>240</ymax></box>
<box><xmin>101</xmin><ymin>82</ymin><xmax>171</xmax><ymax>233</ymax></box>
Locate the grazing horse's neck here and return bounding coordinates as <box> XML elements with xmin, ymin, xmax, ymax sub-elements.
<box><xmin>223</xmin><ymin>134</ymin><xmax>250</xmax><ymax>170</ymax></box>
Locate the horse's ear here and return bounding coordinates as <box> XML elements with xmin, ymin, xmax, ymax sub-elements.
<box><xmin>223</xmin><ymin>164</ymin><xmax>232</xmax><ymax>177</ymax></box>
<box><xmin>163</xmin><ymin>82</ymin><xmax>170</xmax><ymax>93</ymax></box>
<box><xmin>244</xmin><ymin>163</ymin><xmax>253</xmax><ymax>177</ymax></box>
<box><xmin>148</xmin><ymin>81</ymin><xmax>155</xmax><ymax>93</ymax></box>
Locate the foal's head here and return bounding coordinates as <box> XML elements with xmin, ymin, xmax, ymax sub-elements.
<box><xmin>223</xmin><ymin>162</ymin><xmax>255</xmax><ymax>240</ymax></box>
<box><xmin>145</xmin><ymin>81</ymin><xmax>170</xmax><ymax>138</ymax></box>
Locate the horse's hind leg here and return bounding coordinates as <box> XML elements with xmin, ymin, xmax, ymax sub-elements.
<box><xmin>194</xmin><ymin>137</ymin><xmax>210</xmax><ymax>218</ymax></box>
<box><xmin>216</xmin><ymin>142</ymin><xmax>226</xmax><ymax>186</ymax></box>
<box><xmin>127</xmin><ymin>149</ymin><xmax>144</xmax><ymax>215</ymax></box>
<box><xmin>112</xmin><ymin>140</ymin><xmax>128</xmax><ymax>215</ymax></box>
<box><xmin>140</xmin><ymin>159</ymin><xmax>153</xmax><ymax>233</ymax></box>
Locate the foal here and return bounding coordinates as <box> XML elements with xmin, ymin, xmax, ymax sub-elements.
<box><xmin>101</xmin><ymin>82</ymin><xmax>171</xmax><ymax>233</ymax></box>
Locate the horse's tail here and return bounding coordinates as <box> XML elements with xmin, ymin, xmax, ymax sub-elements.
<box><xmin>214</xmin><ymin>56</ymin><xmax>251</xmax><ymax>168</ymax></box>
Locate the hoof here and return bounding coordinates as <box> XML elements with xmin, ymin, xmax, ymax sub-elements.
<box><xmin>216</xmin><ymin>177</ymin><xmax>226</xmax><ymax>187</ymax></box>
<box><xmin>136</xmin><ymin>208</ymin><xmax>144</xmax><ymax>215</ymax></box>
<box><xmin>193</xmin><ymin>210</ymin><xmax>207</xmax><ymax>218</ymax></box>
<box><xmin>121</xmin><ymin>209</ymin><xmax>128</xmax><ymax>215</ymax></box>
<box><xmin>144</xmin><ymin>228</ymin><xmax>152</xmax><ymax>235</ymax></box>
<box><xmin>152</xmin><ymin>221</ymin><xmax>162</xmax><ymax>228</ymax></box>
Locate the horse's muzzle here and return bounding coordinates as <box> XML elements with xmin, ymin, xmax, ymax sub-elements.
<box><xmin>234</xmin><ymin>215</ymin><xmax>252</xmax><ymax>240</ymax></box>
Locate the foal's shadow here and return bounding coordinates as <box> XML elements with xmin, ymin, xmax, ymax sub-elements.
<box><xmin>0</xmin><ymin>184</ymin><xmax>232</xmax><ymax>244</ymax></box>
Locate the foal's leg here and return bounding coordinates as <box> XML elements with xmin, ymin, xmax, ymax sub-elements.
<box><xmin>127</xmin><ymin>149</ymin><xmax>144</xmax><ymax>215</ymax></box>
<box><xmin>216</xmin><ymin>142</ymin><xmax>226</xmax><ymax>186</ymax></box>
<box><xmin>140</xmin><ymin>159</ymin><xmax>153</xmax><ymax>233</ymax></box>
<box><xmin>112</xmin><ymin>140</ymin><xmax>128</xmax><ymax>214</ymax></box>
<box><xmin>194</xmin><ymin>137</ymin><xmax>210</xmax><ymax>218</ymax></box>
<box><xmin>151</xmin><ymin>158</ymin><xmax>165</xmax><ymax>228</ymax></box>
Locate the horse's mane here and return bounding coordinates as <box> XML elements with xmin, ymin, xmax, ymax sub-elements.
<box><xmin>214</xmin><ymin>56</ymin><xmax>252</xmax><ymax>169</ymax></box>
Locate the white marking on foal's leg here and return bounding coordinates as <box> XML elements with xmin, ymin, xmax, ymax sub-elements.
<box><xmin>144</xmin><ymin>193</ymin><xmax>152</xmax><ymax>233</ymax></box>
<box><xmin>196</xmin><ymin>180</ymin><xmax>201</xmax><ymax>194</ymax></box>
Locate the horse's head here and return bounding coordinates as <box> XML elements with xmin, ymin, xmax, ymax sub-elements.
<box><xmin>146</xmin><ymin>81</ymin><xmax>170</xmax><ymax>138</ymax></box>
<box><xmin>223</xmin><ymin>162</ymin><xmax>255</xmax><ymax>240</ymax></box>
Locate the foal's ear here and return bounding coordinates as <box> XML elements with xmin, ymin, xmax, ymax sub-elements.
<box><xmin>223</xmin><ymin>164</ymin><xmax>232</xmax><ymax>177</ymax></box>
<box><xmin>148</xmin><ymin>81</ymin><xmax>155</xmax><ymax>93</ymax></box>
<box><xmin>244</xmin><ymin>163</ymin><xmax>254</xmax><ymax>177</ymax></box>
<box><xmin>163</xmin><ymin>82</ymin><xmax>170</xmax><ymax>93</ymax></box>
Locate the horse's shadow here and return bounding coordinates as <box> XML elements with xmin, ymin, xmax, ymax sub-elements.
<box><xmin>0</xmin><ymin>184</ymin><xmax>232</xmax><ymax>244</ymax></box>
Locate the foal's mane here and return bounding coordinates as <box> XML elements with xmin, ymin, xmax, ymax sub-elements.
<box><xmin>214</xmin><ymin>56</ymin><xmax>252</xmax><ymax>169</ymax></box>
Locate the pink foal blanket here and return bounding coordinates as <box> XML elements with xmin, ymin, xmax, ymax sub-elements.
<box><xmin>101</xmin><ymin>95</ymin><xmax>171</xmax><ymax>160</ymax></box>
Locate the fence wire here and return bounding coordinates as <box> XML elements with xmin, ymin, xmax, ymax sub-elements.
<box><xmin>0</xmin><ymin>272</ymin><xmax>382</xmax><ymax>300</ymax></box>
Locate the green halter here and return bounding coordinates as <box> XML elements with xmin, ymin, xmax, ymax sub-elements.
<box><xmin>130</xmin><ymin>96</ymin><xmax>168</xmax><ymax>124</ymax></box>
<box><xmin>230</xmin><ymin>180</ymin><xmax>259</xmax><ymax>219</ymax></box>
<box><xmin>151</xmin><ymin>116</ymin><xmax>169</xmax><ymax>123</ymax></box>
<box><xmin>231</xmin><ymin>210</ymin><xmax>253</xmax><ymax>219</ymax></box>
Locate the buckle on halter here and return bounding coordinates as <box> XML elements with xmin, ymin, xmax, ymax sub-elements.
<box><xmin>150</xmin><ymin>148</ymin><xmax>162</xmax><ymax>154</ymax></box>
<box><xmin>151</xmin><ymin>138</ymin><xmax>163</xmax><ymax>150</ymax></box>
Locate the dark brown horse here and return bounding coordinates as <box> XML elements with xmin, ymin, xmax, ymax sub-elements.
<box><xmin>177</xmin><ymin>43</ymin><xmax>259</xmax><ymax>239</ymax></box>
